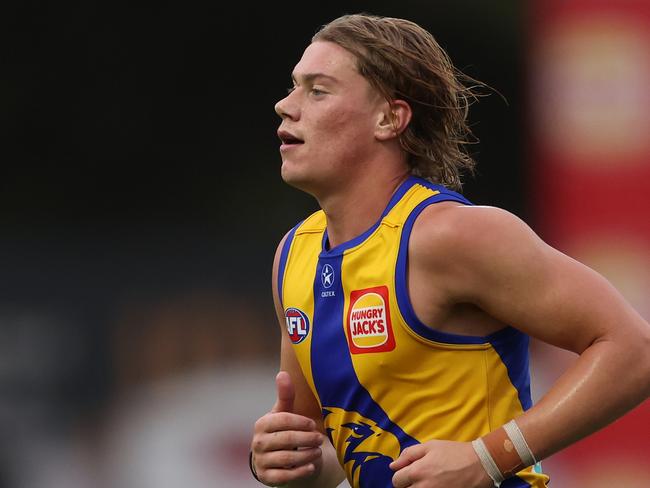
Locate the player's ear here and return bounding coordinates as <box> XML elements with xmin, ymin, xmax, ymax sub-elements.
<box><xmin>375</xmin><ymin>99</ymin><xmax>412</xmax><ymax>141</ymax></box>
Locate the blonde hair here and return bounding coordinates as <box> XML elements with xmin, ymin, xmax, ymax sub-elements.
<box><xmin>313</xmin><ymin>13</ymin><xmax>483</xmax><ymax>190</ymax></box>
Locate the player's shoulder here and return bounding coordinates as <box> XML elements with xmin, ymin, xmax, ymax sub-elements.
<box><xmin>409</xmin><ymin>202</ymin><xmax>539</xmax><ymax>266</ymax></box>
<box><xmin>411</xmin><ymin>201</ymin><xmax>527</xmax><ymax>240</ymax></box>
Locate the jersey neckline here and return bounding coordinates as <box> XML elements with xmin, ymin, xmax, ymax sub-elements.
<box><xmin>319</xmin><ymin>176</ymin><xmax>421</xmax><ymax>257</ymax></box>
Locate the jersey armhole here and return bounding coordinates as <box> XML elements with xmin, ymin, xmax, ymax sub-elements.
<box><xmin>394</xmin><ymin>193</ymin><xmax>504</xmax><ymax>345</ymax></box>
<box><xmin>393</xmin><ymin>194</ymin><xmax>534</xmax><ymax>410</ymax></box>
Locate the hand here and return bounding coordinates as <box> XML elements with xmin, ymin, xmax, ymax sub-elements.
<box><xmin>251</xmin><ymin>371</ymin><xmax>324</xmax><ymax>486</ymax></box>
<box><xmin>390</xmin><ymin>439</ymin><xmax>493</xmax><ymax>488</ymax></box>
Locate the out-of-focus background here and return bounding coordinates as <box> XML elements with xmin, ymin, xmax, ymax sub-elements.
<box><xmin>2</xmin><ymin>0</ymin><xmax>648</xmax><ymax>487</ymax></box>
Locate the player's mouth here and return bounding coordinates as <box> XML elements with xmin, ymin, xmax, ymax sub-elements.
<box><xmin>278</xmin><ymin>130</ymin><xmax>304</xmax><ymax>151</ymax></box>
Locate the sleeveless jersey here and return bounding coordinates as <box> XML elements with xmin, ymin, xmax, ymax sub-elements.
<box><xmin>278</xmin><ymin>176</ymin><xmax>549</xmax><ymax>488</ymax></box>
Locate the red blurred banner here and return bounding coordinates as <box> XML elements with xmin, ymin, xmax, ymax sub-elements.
<box><xmin>530</xmin><ymin>0</ymin><xmax>650</xmax><ymax>485</ymax></box>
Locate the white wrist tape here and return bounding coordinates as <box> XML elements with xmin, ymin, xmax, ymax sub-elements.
<box><xmin>472</xmin><ymin>438</ymin><xmax>504</xmax><ymax>487</ymax></box>
<box><xmin>503</xmin><ymin>419</ymin><xmax>537</xmax><ymax>467</ymax></box>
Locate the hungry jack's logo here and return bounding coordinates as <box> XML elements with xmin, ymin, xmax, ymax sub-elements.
<box><xmin>347</xmin><ymin>286</ymin><xmax>395</xmax><ymax>354</ymax></box>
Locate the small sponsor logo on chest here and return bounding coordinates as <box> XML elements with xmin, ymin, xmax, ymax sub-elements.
<box><xmin>347</xmin><ymin>285</ymin><xmax>396</xmax><ymax>354</ymax></box>
<box><xmin>320</xmin><ymin>263</ymin><xmax>336</xmax><ymax>297</ymax></box>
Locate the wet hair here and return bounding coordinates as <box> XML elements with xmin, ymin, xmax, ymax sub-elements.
<box><xmin>313</xmin><ymin>13</ymin><xmax>484</xmax><ymax>190</ymax></box>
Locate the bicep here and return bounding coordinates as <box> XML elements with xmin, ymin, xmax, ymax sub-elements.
<box><xmin>441</xmin><ymin>207</ymin><xmax>644</xmax><ymax>354</ymax></box>
<box><xmin>474</xmin><ymin>241</ymin><xmax>630</xmax><ymax>353</ymax></box>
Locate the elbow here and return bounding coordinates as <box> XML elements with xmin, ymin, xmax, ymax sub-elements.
<box><xmin>631</xmin><ymin>324</ymin><xmax>650</xmax><ymax>398</ymax></box>
<box><xmin>613</xmin><ymin>320</ymin><xmax>650</xmax><ymax>400</ymax></box>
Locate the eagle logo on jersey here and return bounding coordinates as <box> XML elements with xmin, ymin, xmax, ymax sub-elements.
<box><xmin>323</xmin><ymin>406</ymin><xmax>404</xmax><ymax>488</ymax></box>
<box><xmin>284</xmin><ymin>307</ymin><xmax>310</xmax><ymax>344</ymax></box>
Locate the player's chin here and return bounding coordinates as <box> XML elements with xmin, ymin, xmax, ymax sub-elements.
<box><xmin>280</xmin><ymin>164</ymin><xmax>313</xmax><ymax>191</ymax></box>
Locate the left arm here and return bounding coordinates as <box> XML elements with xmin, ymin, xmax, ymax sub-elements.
<box><xmin>391</xmin><ymin>205</ymin><xmax>650</xmax><ymax>487</ymax></box>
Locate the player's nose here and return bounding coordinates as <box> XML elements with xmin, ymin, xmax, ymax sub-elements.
<box><xmin>275</xmin><ymin>91</ymin><xmax>300</xmax><ymax>120</ymax></box>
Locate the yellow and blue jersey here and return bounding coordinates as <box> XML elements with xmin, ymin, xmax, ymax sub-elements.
<box><xmin>278</xmin><ymin>176</ymin><xmax>549</xmax><ymax>488</ymax></box>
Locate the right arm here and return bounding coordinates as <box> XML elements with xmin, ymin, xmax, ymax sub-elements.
<box><xmin>250</xmin><ymin>233</ymin><xmax>346</xmax><ymax>487</ymax></box>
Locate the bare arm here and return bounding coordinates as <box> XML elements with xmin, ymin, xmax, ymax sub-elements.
<box><xmin>436</xmin><ymin>206</ymin><xmax>650</xmax><ymax>459</ymax></box>
<box><xmin>391</xmin><ymin>204</ymin><xmax>650</xmax><ymax>488</ymax></box>
<box><xmin>250</xmin><ymin>232</ymin><xmax>345</xmax><ymax>488</ymax></box>
<box><xmin>421</xmin><ymin>207</ymin><xmax>650</xmax><ymax>458</ymax></box>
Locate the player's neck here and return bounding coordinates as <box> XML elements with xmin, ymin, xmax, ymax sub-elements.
<box><xmin>319</xmin><ymin>171</ymin><xmax>409</xmax><ymax>250</ymax></box>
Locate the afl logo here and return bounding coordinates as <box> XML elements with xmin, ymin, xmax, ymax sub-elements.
<box><xmin>321</xmin><ymin>263</ymin><xmax>335</xmax><ymax>288</ymax></box>
<box><xmin>285</xmin><ymin>308</ymin><xmax>310</xmax><ymax>344</ymax></box>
